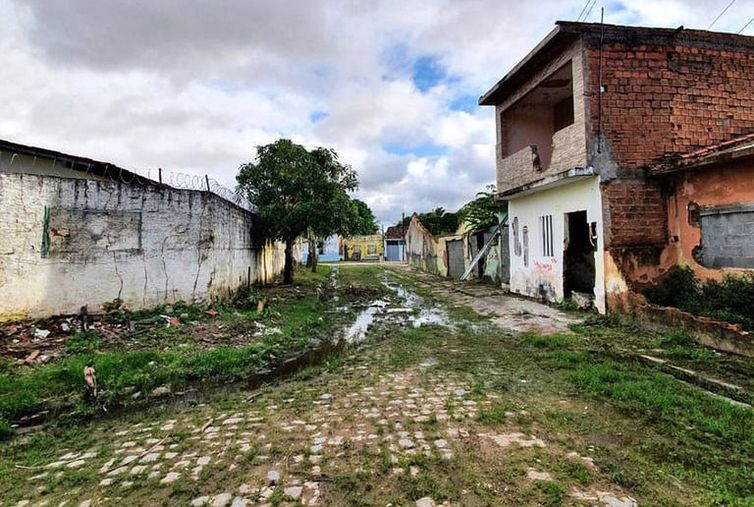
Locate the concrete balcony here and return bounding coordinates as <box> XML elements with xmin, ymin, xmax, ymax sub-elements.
<box><xmin>496</xmin><ymin>145</ymin><xmax>542</xmax><ymax>194</ymax></box>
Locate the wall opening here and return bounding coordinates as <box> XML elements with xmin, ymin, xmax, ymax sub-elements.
<box><xmin>697</xmin><ymin>203</ymin><xmax>754</xmax><ymax>269</ymax></box>
<box><xmin>500</xmin><ymin>61</ymin><xmax>574</xmax><ymax>171</ymax></box>
<box><xmin>564</xmin><ymin>210</ymin><xmax>595</xmax><ymax>297</ymax></box>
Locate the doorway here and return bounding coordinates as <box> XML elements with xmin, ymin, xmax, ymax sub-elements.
<box><xmin>446</xmin><ymin>239</ymin><xmax>464</xmax><ymax>279</ymax></box>
<box><xmin>564</xmin><ymin>211</ymin><xmax>595</xmax><ymax>297</ymax></box>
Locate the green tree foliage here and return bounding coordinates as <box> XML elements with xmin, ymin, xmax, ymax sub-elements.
<box><xmin>397</xmin><ymin>186</ymin><xmax>502</xmax><ymax>237</ymax></box>
<box><xmin>398</xmin><ymin>207</ymin><xmax>462</xmax><ymax>237</ymax></box>
<box><xmin>237</xmin><ymin>139</ymin><xmax>358</xmax><ymax>283</ymax></box>
<box><xmin>348</xmin><ymin>199</ymin><xmax>379</xmax><ymax>235</ymax></box>
<box><xmin>460</xmin><ymin>185</ymin><xmax>502</xmax><ymax>232</ymax></box>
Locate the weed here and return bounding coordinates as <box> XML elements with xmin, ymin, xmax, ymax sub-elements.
<box><xmin>534</xmin><ymin>480</ymin><xmax>567</xmax><ymax>506</ymax></box>
<box><xmin>477</xmin><ymin>401</ymin><xmax>513</xmax><ymax>425</ymax></box>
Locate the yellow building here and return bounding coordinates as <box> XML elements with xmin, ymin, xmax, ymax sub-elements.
<box><xmin>341</xmin><ymin>234</ymin><xmax>384</xmax><ymax>262</ymax></box>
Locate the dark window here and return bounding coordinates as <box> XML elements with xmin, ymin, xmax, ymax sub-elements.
<box><xmin>553</xmin><ymin>96</ymin><xmax>574</xmax><ymax>132</ymax></box>
<box><xmin>539</xmin><ymin>215</ymin><xmax>554</xmax><ymax>257</ymax></box>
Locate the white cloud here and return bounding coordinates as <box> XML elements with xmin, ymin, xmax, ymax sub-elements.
<box><xmin>0</xmin><ymin>0</ymin><xmax>750</xmax><ymax>226</ymax></box>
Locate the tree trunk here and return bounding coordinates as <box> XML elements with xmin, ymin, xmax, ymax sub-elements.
<box><xmin>311</xmin><ymin>243</ymin><xmax>319</xmax><ymax>273</ymax></box>
<box><xmin>283</xmin><ymin>237</ymin><xmax>294</xmax><ymax>285</ymax></box>
<box><xmin>306</xmin><ymin>237</ymin><xmax>316</xmax><ymax>269</ymax></box>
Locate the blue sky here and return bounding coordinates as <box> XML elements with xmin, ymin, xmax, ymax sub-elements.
<box><xmin>1</xmin><ymin>0</ymin><xmax>752</xmax><ymax>225</ymax></box>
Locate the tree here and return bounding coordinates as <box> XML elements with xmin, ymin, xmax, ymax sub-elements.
<box><xmin>398</xmin><ymin>207</ymin><xmax>462</xmax><ymax>237</ymax></box>
<box><xmin>348</xmin><ymin>199</ymin><xmax>379</xmax><ymax>235</ymax></box>
<box><xmin>460</xmin><ymin>185</ymin><xmax>502</xmax><ymax>232</ymax></box>
<box><xmin>236</xmin><ymin>139</ymin><xmax>358</xmax><ymax>284</ymax></box>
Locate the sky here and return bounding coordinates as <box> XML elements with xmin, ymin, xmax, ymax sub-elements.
<box><xmin>1</xmin><ymin>0</ymin><xmax>752</xmax><ymax>226</ymax></box>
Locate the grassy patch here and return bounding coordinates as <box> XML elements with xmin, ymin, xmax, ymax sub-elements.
<box><xmin>0</xmin><ymin>264</ymin><xmax>385</xmax><ymax>431</ymax></box>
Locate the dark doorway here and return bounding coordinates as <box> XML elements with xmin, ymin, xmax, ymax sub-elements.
<box><xmin>564</xmin><ymin>211</ymin><xmax>595</xmax><ymax>297</ymax></box>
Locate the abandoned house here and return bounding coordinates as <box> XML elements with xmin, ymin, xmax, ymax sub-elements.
<box><xmin>383</xmin><ymin>225</ymin><xmax>407</xmax><ymax>262</ymax></box>
<box><xmin>405</xmin><ymin>214</ymin><xmax>510</xmax><ymax>284</ymax></box>
<box><xmin>480</xmin><ymin>21</ymin><xmax>754</xmax><ymax>314</ymax></box>
<box><xmin>0</xmin><ymin>139</ymin><xmax>288</xmax><ymax>320</ymax></box>
<box><xmin>341</xmin><ymin>234</ymin><xmax>384</xmax><ymax>262</ymax></box>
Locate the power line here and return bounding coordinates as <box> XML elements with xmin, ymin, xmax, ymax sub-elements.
<box><xmin>576</xmin><ymin>0</ymin><xmax>591</xmax><ymax>21</ymax></box>
<box><xmin>583</xmin><ymin>0</ymin><xmax>598</xmax><ymax>22</ymax></box>
<box><xmin>739</xmin><ymin>16</ymin><xmax>754</xmax><ymax>34</ymax></box>
<box><xmin>708</xmin><ymin>0</ymin><xmax>737</xmax><ymax>29</ymax></box>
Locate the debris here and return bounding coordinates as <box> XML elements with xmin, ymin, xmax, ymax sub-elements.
<box><xmin>24</xmin><ymin>350</ymin><xmax>40</xmax><ymax>364</ymax></box>
<box><xmin>257</xmin><ymin>298</ymin><xmax>267</xmax><ymax>314</ymax></box>
<box><xmin>60</xmin><ymin>322</ymin><xmax>71</xmax><ymax>333</ymax></box>
<box><xmin>205</xmin><ymin>310</ymin><xmax>219</xmax><ymax>317</ymax></box>
<box><xmin>33</xmin><ymin>329</ymin><xmax>50</xmax><ymax>339</ymax></box>
<box><xmin>138</xmin><ymin>435</ymin><xmax>169</xmax><ymax>459</ymax></box>
<box><xmin>267</xmin><ymin>469</ymin><xmax>280</xmax><ymax>485</ymax></box>
<box><xmin>84</xmin><ymin>365</ymin><xmax>97</xmax><ymax>399</ymax></box>
<box><xmin>200</xmin><ymin>419</ymin><xmax>214</xmax><ymax>433</ymax></box>
<box><xmin>166</xmin><ymin>316</ymin><xmax>181</xmax><ymax>328</ymax></box>
<box><xmin>150</xmin><ymin>385</ymin><xmax>171</xmax><ymax>397</ymax></box>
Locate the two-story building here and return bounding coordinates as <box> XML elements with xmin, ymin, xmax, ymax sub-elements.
<box><xmin>480</xmin><ymin>21</ymin><xmax>754</xmax><ymax>314</ymax></box>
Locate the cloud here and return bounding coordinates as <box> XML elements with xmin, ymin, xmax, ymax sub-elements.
<box><xmin>1</xmin><ymin>0</ymin><xmax>750</xmax><ymax>226</ymax></box>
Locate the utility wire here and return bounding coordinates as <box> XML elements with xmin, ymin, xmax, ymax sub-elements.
<box><xmin>576</xmin><ymin>0</ymin><xmax>591</xmax><ymax>21</ymax></box>
<box><xmin>583</xmin><ymin>0</ymin><xmax>598</xmax><ymax>22</ymax></box>
<box><xmin>708</xmin><ymin>0</ymin><xmax>737</xmax><ymax>29</ymax></box>
<box><xmin>739</xmin><ymin>16</ymin><xmax>754</xmax><ymax>33</ymax></box>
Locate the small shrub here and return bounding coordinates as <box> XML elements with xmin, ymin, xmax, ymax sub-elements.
<box><xmin>645</xmin><ymin>268</ymin><xmax>754</xmax><ymax>331</ymax></box>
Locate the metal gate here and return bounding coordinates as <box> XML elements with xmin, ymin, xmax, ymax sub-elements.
<box><xmin>446</xmin><ymin>239</ymin><xmax>465</xmax><ymax>279</ymax></box>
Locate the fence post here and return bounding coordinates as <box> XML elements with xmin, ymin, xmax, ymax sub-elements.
<box><xmin>158</xmin><ymin>167</ymin><xmax>162</xmax><ymax>185</ymax></box>
<box><xmin>205</xmin><ymin>174</ymin><xmax>211</xmax><ymax>192</ymax></box>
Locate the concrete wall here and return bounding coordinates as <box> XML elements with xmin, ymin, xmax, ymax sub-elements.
<box><xmin>0</xmin><ymin>173</ymin><xmax>287</xmax><ymax>320</ymax></box>
<box><xmin>508</xmin><ymin>176</ymin><xmax>605</xmax><ymax>312</ymax></box>
<box><xmin>406</xmin><ymin>216</ymin><xmax>445</xmax><ymax>276</ymax></box>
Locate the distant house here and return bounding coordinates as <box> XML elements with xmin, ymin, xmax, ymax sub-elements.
<box><xmin>342</xmin><ymin>234</ymin><xmax>384</xmax><ymax>262</ymax></box>
<box><xmin>480</xmin><ymin>21</ymin><xmax>754</xmax><ymax>313</ymax></box>
<box><xmin>384</xmin><ymin>226</ymin><xmax>406</xmax><ymax>261</ymax></box>
<box><xmin>303</xmin><ymin>235</ymin><xmax>341</xmax><ymax>263</ymax></box>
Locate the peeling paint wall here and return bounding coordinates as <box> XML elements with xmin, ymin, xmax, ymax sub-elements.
<box><xmin>669</xmin><ymin>161</ymin><xmax>754</xmax><ymax>278</ymax></box>
<box><xmin>406</xmin><ymin>216</ymin><xmax>446</xmax><ymax>276</ymax></box>
<box><xmin>342</xmin><ymin>235</ymin><xmax>384</xmax><ymax>262</ymax></box>
<box><xmin>0</xmin><ymin>173</ymin><xmax>287</xmax><ymax>320</ymax></box>
<box><xmin>508</xmin><ymin>177</ymin><xmax>605</xmax><ymax>312</ymax></box>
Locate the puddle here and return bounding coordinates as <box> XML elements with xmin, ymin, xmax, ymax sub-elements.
<box><xmin>343</xmin><ymin>275</ymin><xmax>450</xmax><ymax>343</ymax></box>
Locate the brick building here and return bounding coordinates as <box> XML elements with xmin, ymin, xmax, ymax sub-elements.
<box><xmin>480</xmin><ymin>21</ymin><xmax>754</xmax><ymax>313</ymax></box>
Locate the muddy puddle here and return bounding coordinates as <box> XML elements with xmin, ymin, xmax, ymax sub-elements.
<box><xmin>343</xmin><ymin>273</ymin><xmax>450</xmax><ymax>342</ymax></box>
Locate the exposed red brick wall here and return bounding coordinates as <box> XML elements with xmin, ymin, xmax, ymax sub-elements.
<box><xmin>603</xmin><ymin>179</ymin><xmax>667</xmax><ymax>247</ymax></box>
<box><xmin>585</xmin><ymin>33</ymin><xmax>754</xmax><ymax>169</ymax></box>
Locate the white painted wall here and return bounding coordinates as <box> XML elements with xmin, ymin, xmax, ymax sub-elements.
<box><xmin>0</xmin><ymin>173</ymin><xmax>288</xmax><ymax>320</ymax></box>
<box><xmin>507</xmin><ymin>176</ymin><xmax>605</xmax><ymax>313</ymax></box>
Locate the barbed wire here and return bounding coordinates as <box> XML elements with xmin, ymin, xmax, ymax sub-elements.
<box><xmin>0</xmin><ymin>148</ymin><xmax>255</xmax><ymax>213</ymax></box>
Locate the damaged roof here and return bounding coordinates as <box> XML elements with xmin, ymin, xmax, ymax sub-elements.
<box><xmin>479</xmin><ymin>21</ymin><xmax>754</xmax><ymax>106</ymax></box>
<box><xmin>384</xmin><ymin>225</ymin><xmax>406</xmax><ymax>240</ymax></box>
<box><xmin>652</xmin><ymin>133</ymin><xmax>754</xmax><ymax>175</ymax></box>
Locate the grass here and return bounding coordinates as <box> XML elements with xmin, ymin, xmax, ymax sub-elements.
<box><xmin>0</xmin><ymin>263</ymin><xmax>384</xmax><ymax>433</ymax></box>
